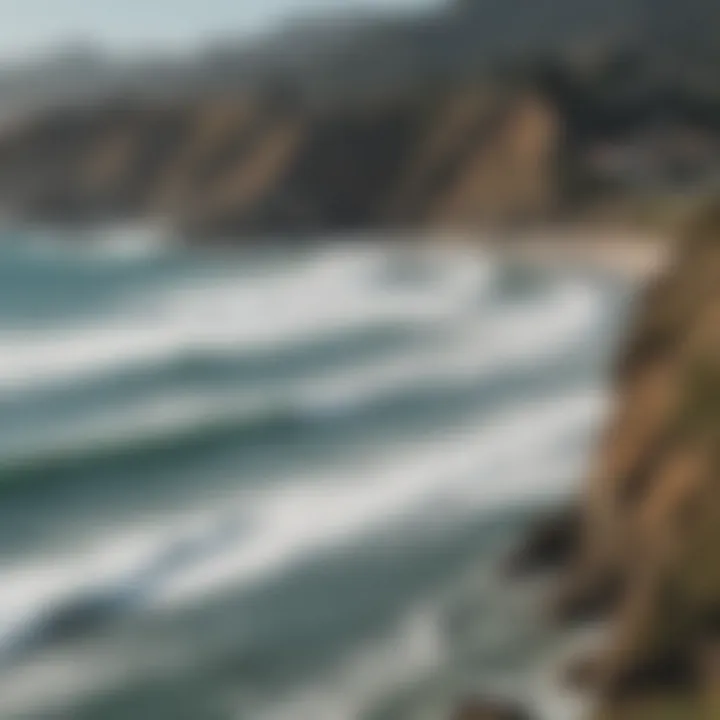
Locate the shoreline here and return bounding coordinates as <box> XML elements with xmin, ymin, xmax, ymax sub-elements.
<box><xmin>489</xmin><ymin>229</ymin><xmax>671</xmax><ymax>282</ymax></box>
<box><xmin>424</xmin><ymin>225</ymin><xmax>673</xmax><ymax>282</ymax></box>
<box><xmin>0</xmin><ymin>220</ymin><xmax>673</xmax><ymax>283</ymax></box>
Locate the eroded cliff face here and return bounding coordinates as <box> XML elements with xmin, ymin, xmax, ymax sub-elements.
<box><xmin>0</xmin><ymin>89</ymin><xmax>562</xmax><ymax>238</ymax></box>
<box><xmin>548</xmin><ymin>206</ymin><xmax>720</xmax><ymax>718</ymax></box>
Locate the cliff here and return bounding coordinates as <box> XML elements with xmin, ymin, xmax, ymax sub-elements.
<box><xmin>517</xmin><ymin>204</ymin><xmax>720</xmax><ymax>719</ymax></box>
<box><xmin>0</xmin><ymin>89</ymin><xmax>562</xmax><ymax>239</ymax></box>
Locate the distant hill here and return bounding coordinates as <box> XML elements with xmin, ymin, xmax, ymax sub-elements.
<box><xmin>0</xmin><ymin>0</ymin><xmax>719</xmax><ymax>237</ymax></box>
<box><xmin>1</xmin><ymin>0</ymin><xmax>720</xmax><ymax>116</ymax></box>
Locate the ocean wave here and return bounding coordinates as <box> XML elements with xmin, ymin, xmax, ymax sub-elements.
<box><xmin>0</xmin><ymin>247</ymin><xmax>497</xmax><ymax>395</ymax></box>
<box><xmin>0</xmin><ymin>281</ymin><xmax>601</xmax><ymax>492</ymax></box>
<box><xmin>0</xmin><ymin>223</ymin><xmax>174</xmax><ymax>265</ymax></box>
<box><xmin>255</xmin><ymin>604</ymin><xmax>448</xmax><ymax>720</ymax></box>
<box><xmin>0</xmin><ymin>384</ymin><xmax>605</xmax><ymax>668</ymax></box>
<box><xmin>145</xmin><ymin>385</ymin><xmax>607</xmax><ymax>607</ymax></box>
<box><xmin>0</xmin><ymin>238</ymin><xmax>630</xmax><ymax>720</ymax></box>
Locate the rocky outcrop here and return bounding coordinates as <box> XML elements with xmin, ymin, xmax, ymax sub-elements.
<box><xmin>503</xmin><ymin>505</ymin><xmax>582</xmax><ymax>578</ymax></box>
<box><xmin>520</xmin><ymin>204</ymin><xmax>720</xmax><ymax>717</ymax></box>
<box><xmin>0</xmin><ymin>89</ymin><xmax>563</xmax><ymax>239</ymax></box>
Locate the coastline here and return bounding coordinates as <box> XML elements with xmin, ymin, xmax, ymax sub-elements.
<box><xmin>501</xmin><ymin>206</ymin><xmax>720</xmax><ymax>720</ymax></box>
<box><xmin>421</xmin><ymin>225</ymin><xmax>673</xmax><ymax>283</ymax></box>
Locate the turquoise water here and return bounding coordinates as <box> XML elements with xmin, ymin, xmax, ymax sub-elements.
<box><xmin>0</xmin><ymin>233</ymin><xmax>634</xmax><ymax>720</ymax></box>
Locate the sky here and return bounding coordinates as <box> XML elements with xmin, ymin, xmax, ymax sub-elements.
<box><xmin>1</xmin><ymin>0</ymin><xmax>442</xmax><ymax>59</ymax></box>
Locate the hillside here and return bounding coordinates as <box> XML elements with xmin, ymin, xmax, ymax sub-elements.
<box><xmin>2</xmin><ymin>0</ymin><xmax>720</xmax><ymax>115</ymax></box>
<box><xmin>0</xmin><ymin>0</ymin><xmax>719</xmax><ymax>239</ymax></box>
<box><xmin>512</xmin><ymin>204</ymin><xmax>720</xmax><ymax>719</ymax></box>
<box><xmin>0</xmin><ymin>89</ymin><xmax>562</xmax><ymax>239</ymax></box>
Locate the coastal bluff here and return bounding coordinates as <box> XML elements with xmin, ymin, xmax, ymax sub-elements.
<box><xmin>0</xmin><ymin>89</ymin><xmax>560</xmax><ymax>240</ymax></box>
<box><xmin>512</xmin><ymin>204</ymin><xmax>720</xmax><ymax>719</ymax></box>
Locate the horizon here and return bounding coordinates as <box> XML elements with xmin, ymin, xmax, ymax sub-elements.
<box><xmin>1</xmin><ymin>0</ymin><xmax>444</xmax><ymax>62</ymax></box>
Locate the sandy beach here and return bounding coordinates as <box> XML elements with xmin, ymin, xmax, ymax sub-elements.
<box><xmin>491</xmin><ymin>227</ymin><xmax>671</xmax><ymax>280</ymax></box>
<box><xmin>421</xmin><ymin>225</ymin><xmax>673</xmax><ymax>281</ymax></box>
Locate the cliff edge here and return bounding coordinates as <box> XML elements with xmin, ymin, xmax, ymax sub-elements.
<box><xmin>521</xmin><ymin>204</ymin><xmax>720</xmax><ymax>719</ymax></box>
<box><xmin>0</xmin><ymin>89</ymin><xmax>561</xmax><ymax>239</ymax></box>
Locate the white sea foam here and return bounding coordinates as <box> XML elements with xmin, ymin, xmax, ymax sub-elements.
<box><xmin>0</xmin><ymin>384</ymin><xmax>605</xmax><ymax>656</ymax></box>
<box><xmin>0</xmin><ymin>246</ymin><xmax>607</xmax><ymax>639</ymax></box>
<box><xmin>300</xmin><ymin>280</ymin><xmax>602</xmax><ymax>414</ymax></box>
<box><xmin>0</xmin><ymin>241</ymin><xmax>626</xmax><ymax>720</ymax></box>
<box><xmin>0</xmin><ymin>278</ymin><xmax>600</xmax><ymax>468</ymax></box>
<box><xmin>255</xmin><ymin>605</ymin><xmax>448</xmax><ymax>720</ymax></box>
<box><xmin>0</xmin><ymin>247</ymin><xmax>497</xmax><ymax>394</ymax></box>
<box><xmin>150</xmin><ymin>386</ymin><xmax>605</xmax><ymax>606</ymax></box>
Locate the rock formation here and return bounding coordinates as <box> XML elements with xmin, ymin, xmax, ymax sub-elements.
<box><xmin>0</xmin><ymin>89</ymin><xmax>562</xmax><ymax>239</ymax></box>
<box><xmin>520</xmin><ymin>204</ymin><xmax>720</xmax><ymax>718</ymax></box>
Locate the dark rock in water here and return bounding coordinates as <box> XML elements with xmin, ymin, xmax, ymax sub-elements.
<box><xmin>551</xmin><ymin>568</ymin><xmax>624</xmax><ymax>626</ymax></box>
<box><xmin>508</xmin><ymin>205</ymin><xmax>720</xmax><ymax>718</ymax></box>
<box><xmin>503</xmin><ymin>505</ymin><xmax>581</xmax><ymax>577</ymax></box>
<box><xmin>452</xmin><ymin>697</ymin><xmax>532</xmax><ymax>720</ymax></box>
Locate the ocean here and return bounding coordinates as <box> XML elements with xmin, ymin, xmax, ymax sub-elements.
<box><xmin>0</xmin><ymin>232</ymin><xmax>636</xmax><ymax>720</ymax></box>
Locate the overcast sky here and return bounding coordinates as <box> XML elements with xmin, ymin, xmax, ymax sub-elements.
<box><xmin>1</xmin><ymin>0</ymin><xmax>442</xmax><ymax>59</ymax></box>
